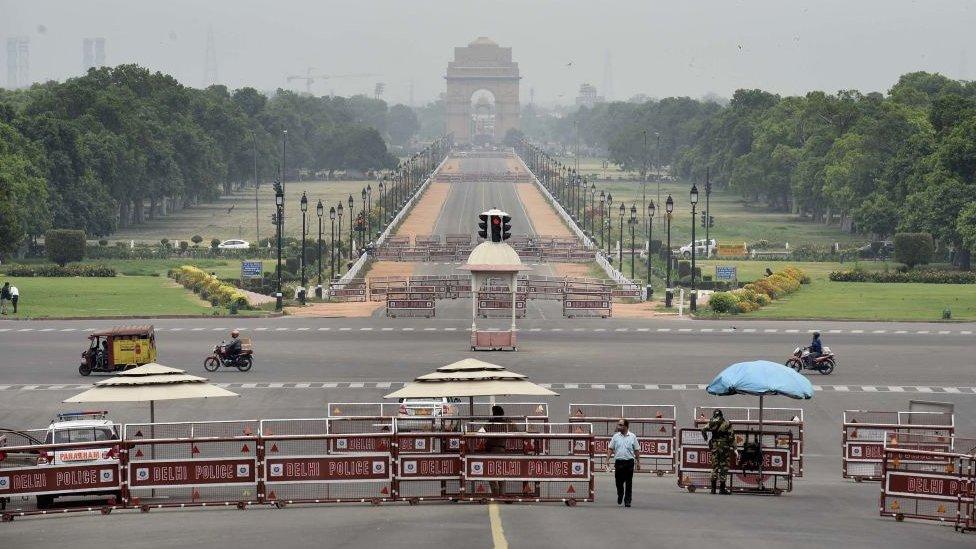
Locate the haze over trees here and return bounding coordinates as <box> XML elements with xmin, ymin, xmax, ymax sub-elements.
<box><xmin>0</xmin><ymin>64</ymin><xmax>416</xmax><ymax>254</ymax></box>
<box><xmin>524</xmin><ymin>71</ymin><xmax>976</xmax><ymax>267</ymax></box>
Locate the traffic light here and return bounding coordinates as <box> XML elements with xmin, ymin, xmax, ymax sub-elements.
<box><xmin>708</xmin><ymin>215</ymin><xmax>715</xmax><ymax>228</ymax></box>
<box><xmin>490</xmin><ymin>215</ymin><xmax>503</xmax><ymax>242</ymax></box>
<box><xmin>501</xmin><ymin>214</ymin><xmax>512</xmax><ymax>241</ymax></box>
<box><xmin>700</xmin><ymin>211</ymin><xmax>707</xmax><ymax>228</ymax></box>
<box><xmin>478</xmin><ymin>213</ymin><xmax>489</xmax><ymax>240</ymax></box>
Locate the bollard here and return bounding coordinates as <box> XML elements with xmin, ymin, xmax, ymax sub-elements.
<box><xmin>275</xmin><ymin>292</ymin><xmax>283</xmax><ymax>311</ymax></box>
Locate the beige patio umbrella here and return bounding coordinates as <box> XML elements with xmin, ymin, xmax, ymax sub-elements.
<box><xmin>64</xmin><ymin>363</ymin><xmax>239</xmax><ymax>424</ymax></box>
<box><xmin>384</xmin><ymin>358</ymin><xmax>557</xmax><ymax>414</ymax></box>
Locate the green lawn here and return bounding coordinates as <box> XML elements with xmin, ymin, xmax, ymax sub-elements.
<box><xmin>109</xmin><ymin>179</ymin><xmax>374</xmax><ymax>244</ymax></box>
<box><xmin>0</xmin><ymin>276</ymin><xmax>265</xmax><ymax>319</ymax></box>
<box><xmin>692</xmin><ymin>259</ymin><xmax>976</xmax><ymax>321</ymax></box>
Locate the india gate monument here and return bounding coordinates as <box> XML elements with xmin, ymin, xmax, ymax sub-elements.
<box><xmin>445</xmin><ymin>37</ymin><xmax>520</xmax><ymax>144</ymax></box>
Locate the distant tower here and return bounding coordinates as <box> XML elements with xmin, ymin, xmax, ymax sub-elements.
<box><xmin>602</xmin><ymin>50</ymin><xmax>614</xmax><ymax>102</ymax></box>
<box><xmin>82</xmin><ymin>38</ymin><xmax>94</xmax><ymax>73</ymax></box>
<box><xmin>94</xmin><ymin>38</ymin><xmax>106</xmax><ymax>66</ymax></box>
<box><xmin>204</xmin><ymin>26</ymin><xmax>218</xmax><ymax>86</ymax></box>
<box><xmin>374</xmin><ymin>82</ymin><xmax>385</xmax><ymax>100</ymax></box>
<box><xmin>6</xmin><ymin>37</ymin><xmax>29</xmax><ymax>88</ymax></box>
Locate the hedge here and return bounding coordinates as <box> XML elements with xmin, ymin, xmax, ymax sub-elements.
<box><xmin>708</xmin><ymin>266</ymin><xmax>807</xmax><ymax>315</ymax></box>
<box><xmin>5</xmin><ymin>264</ymin><xmax>116</xmax><ymax>277</ymax></box>
<box><xmin>46</xmin><ymin>229</ymin><xmax>86</xmax><ymax>266</ymax></box>
<box><xmin>893</xmin><ymin>232</ymin><xmax>934</xmax><ymax>269</ymax></box>
<box><xmin>829</xmin><ymin>269</ymin><xmax>975</xmax><ymax>284</ymax></box>
<box><xmin>171</xmin><ymin>265</ymin><xmax>251</xmax><ymax>309</ymax></box>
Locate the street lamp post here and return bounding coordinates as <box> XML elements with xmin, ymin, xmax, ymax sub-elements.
<box><xmin>690</xmin><ymin>184</ymin><xmax>699</xmax><ymax>312</ymax></box>
<box><xmin>646</xmin><ymin>200</ymin><xmax>655</xmax><ymax>301</ymax></box>
<box><xmin>336</xmin><ymin>202</ymin><xmax>344</xmax><ymax>274</ymax></box>
<box><xmin>366</xmin><ymin>184</ymin><xmax>372</xmax><ymax>240</ymax></box>
<box><xmin>665</xmin><ymin>194</ymin><xmax>674</xmax><ymax>307</ymax></box>
<box><xmin>274</xmin><ymin>182</ymin><xmax>284</xmax><ymax>311</ymax></box>
<box><xmin>299</xmin><ymin>192</ymin><xmax>308</xmax><ymax>305</ymax></box>
<box><xmin>316</xmin><ymin>200</ymin><xmax>323</xmax><ymax>298</ymax></box>
<box><xmin>347</xmin><ymin>194</ymin><xmax>354</xmax><ymax>261</ymax></box>
<box><xmin>361</xmin><ymin>187</ymin><xmax>368</xmax><ymax>243</ymax></box>
<box><xmin>705</xmin><ymin>167</ymin><xmax>712</xmax><ymax>258</ymax></box>
<box><xmin>618</xmin><ymin>202</ymin><xmax>625</xmax><ymax>270</ymax></box>
<box><xmin>589</xmin><ymin>182</ymin><xmax>596</xmax><ymax>237</ymax></box>
<box><xmin>606</xmin><ymin>193</ymin><xmax>613</xmax><ymax>257</ymax></box>
<box><xmin>599</xmin><ymin>190</ymin><xmax>606</xmax><ymax>250</ymax></box>
<box><xmin>379</xmin><ymin>179</ymin><xmax>386</xmax><ymax>229</ymax></box>
<box><xmin>656</xmin><ymin>132</ymin><xmax>662</xmax><ymax>228</ymax></box>
<box><xmin>630</xmin><ymin>204</ymin><xmax>637</xmax><ymax>279</ymax></box>
<box><xmin>329</xmin><ymin>206</ymin><xmax>336</xmax><ymax>281</ymax></box>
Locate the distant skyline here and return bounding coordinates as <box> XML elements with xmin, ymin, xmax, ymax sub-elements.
<box><xmin>2</xmin><ymin>0</ymin><xmax>974</xmax><ymax>106</ymax></box>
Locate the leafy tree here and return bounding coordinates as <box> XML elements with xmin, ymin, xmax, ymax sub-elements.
<box><xmin>45</xmin><ymin>229</ymin><xmax>86</xmax><ymax>266</ymax></box>
<box><xmin>387</xmin><ymin>104</ymin><xmax>419</xmax><ymax>145</ymax></box>
<box><xmin>893</xmin><ymin>232</ymin><xmax>934</xmax><ymax>269</ymax></box>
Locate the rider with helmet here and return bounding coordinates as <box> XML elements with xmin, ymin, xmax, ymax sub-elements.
<box><xmin>806</xmin><ymin>332</ymin><xmax>823</xmax><ymax>366</ymax></box>
<box><xmin>225</xmin><ymin>329</ymin><xmax>242</xmax><ymax>359</ymax></box>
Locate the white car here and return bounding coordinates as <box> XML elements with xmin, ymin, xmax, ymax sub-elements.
<box><xmin>678</xmin><ymin>239</ymin><xmax>716</xmax><ymax>259</ymax></box>
<box><xmin>217</xmin><ymin>239</ymin><xmax>250</xmax><ymax>250</ymax></box>
<box><xmin>35</xmin><ymin>411</ymin><xmax>122</xmax><ymax>508</ymax></box>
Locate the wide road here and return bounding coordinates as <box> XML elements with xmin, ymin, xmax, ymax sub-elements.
<box><xmin>1</xmin><ymin>155</ymin><xmax>974</xmax><ymax>547</ymax></box>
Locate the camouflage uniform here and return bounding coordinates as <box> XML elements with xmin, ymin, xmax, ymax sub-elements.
<box><xmin>702</xmin><ymin>414</ymin><xmax>735</xmax><ymax>492</ymax></box>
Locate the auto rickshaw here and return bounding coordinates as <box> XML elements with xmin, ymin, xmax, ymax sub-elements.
<box><xmin>79</xmin><ymin>325</ymin><xmax>157</xmax><ymax>376</ymax></box>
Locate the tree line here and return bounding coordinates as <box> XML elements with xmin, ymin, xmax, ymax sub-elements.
<box><xmin>525</xmin><ymin>72</ymin><xmax>976</xmax><ymax>267</ymax></box>
<box><xmin>0</xmin><ymin>64</ymin><xmax>421</xmax><ymax>254</ymax></box>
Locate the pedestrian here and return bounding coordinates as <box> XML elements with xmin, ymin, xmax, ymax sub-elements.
<box><xmin>701</xmin><ymin>409</ymin><xmax>735</xmax><ymax>494</ymax></box>
<box><xmin>0</xmin><ymin>282</ymin><xmax>10</xmax><ymax>315</ymax></box>
<box><xmin>485</xmin><ymin>405</ymin><xmax>510</xmax><ymax>496</ymax></box>
<box><xmin>607</xmin><ymin>418</ymin><xmax>640</xmax><ymax>507</ymax></box>
<box><xmin>9</xmin><ymin>284</ymin><xmax>18</xmax><ymax>314</ymax></box>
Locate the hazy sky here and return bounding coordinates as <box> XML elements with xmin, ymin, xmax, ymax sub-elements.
<box><xmin>2</xmin><ymin>0</ymin><xmax>974</xmax><ymax>105</ymax></box>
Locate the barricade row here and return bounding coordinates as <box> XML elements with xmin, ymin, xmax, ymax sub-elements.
<box><xmin>842</xmin><ymin>410</ymin><xmax>955</xmax><ymax>481</ymax></box>
<box><xmin>0</xmin><ymin>419</ymin><xmax>593</xmax><ymax>519</ymax></box>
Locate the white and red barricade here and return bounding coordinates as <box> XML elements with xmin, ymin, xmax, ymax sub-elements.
<box><xmin>567</xmin><ymin>404</ymin><xmax>675</xmax><ymax>474</ymax></box>
<box><xmin>842</xmin><ymin>410</ymin><xmax>954</xmax><ymax>481</ymax></box>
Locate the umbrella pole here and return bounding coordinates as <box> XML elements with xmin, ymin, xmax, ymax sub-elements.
<box><xmin>758</xmin><ymin>394</ymin><xmax>764</xmax><ymax>490</ymax></box>
<box><xmin>469</xmin><ymin>396</ymin><xmax>474</xmax><ymax>416</ymax></box>
<box><xmin>150</xmin><ymin>400</ymin><xmax>156</xmax><ymax>499</ymax></box>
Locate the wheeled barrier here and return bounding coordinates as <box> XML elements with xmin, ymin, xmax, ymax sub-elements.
<box><xmin>477</xmin><ymin>291</ymin><xmax>526</xmax><ymax>318</ymax></box>
<box><xmin>880</xmin><ymin>435</ymin><xmax>976</xmax><ymax>531</ymax></box>
<box><xmin>842</xmin><ymin>410</ymin><xmax>954</xmax><ymax>481</ymax></box>
<box><xmin>386</xmin><ymin>291</ymin><xmax>436</xmax><ymax>318</ymax></box>
<box><xmin>695</xmin><ymin>406</ymin><xmax>805</xmax><ymax>477</ymax></box>
<box><xmin>328</xmin><ymin>279</ymin><xmax>367</xmax><ymax>302</ymax></box>
<box><xmin>563</xmin><ymin>292</ymin><xmax>612</xmax><ymax>318</ymax></box>
<box><xmin>567</xmin><ymin>404</ymin><xmax>676</xmax><ymax>474</ymax></box>
<box><xmin>677</xmin><ymin>428</ymin><xmax>794</xmax><ymax>494</ymax></box>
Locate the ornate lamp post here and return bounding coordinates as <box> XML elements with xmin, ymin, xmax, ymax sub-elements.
<box><xmin>329</xmin><ymin>205</ymin><xmax>336</xmax><ymax>281</ymax></box>
<box><xmin>646</xmin><ymin>200</ymin><xmax>655</xmax><ymax>301</ymax></box>
<box><xmin>365</xmin><ymin>184</ymin><xmax>372</xmax><ymax>240</ymax></box>
<box><xmin>299</xmin><ymin>192</ymin><xmax>308</xmax><ymax>305</ymax></box>
<box><xmin>336</xmin><ymin>202</ymin><xmax>344</xmax><ymax>273</ymax></box>
<box><xmin>347</xmin><ymin>194</ymin><xmax>354</xmax><ymax>260</ymax></box>
<box><xmin>379</xmin><ymin>179</ymin><xmax>386</xmax><ymax>228</ymax></box>
<box><xmin>315</xmin><ymin>200</ymin><xmax>324</xmax><ymax>298</ymax></box>
<box><xmin>606</xmin><ymin>192</ymin><xmax>614</xmax><ymax>257</ymax></box>
<box><xmin>690</xmin><ymin>183</ymin><xmax>700</xmax><ymax>312</ymax></box>
<box><xmin>274</xmin><ymin>182</ymin><xmax>284</xmax><ymax>311</ymax></box>
<box><xmin>599</xmin><ymin>190</ymin><xmax>606</xmax><ymax>250</ymax></box>
<box><xmin>618</xmin><ymin>202</ymin><xmax>625</xmax><ymax>270</ymax></box>
<box><xmin>630</xmin><ymin>203</ymin><xmax>637</xmax><ymax>279</ymax></box>
<box><xmin>665</xmin><ymin>194</ymin><xmax>674</xmax><ymax>307</ymax></box>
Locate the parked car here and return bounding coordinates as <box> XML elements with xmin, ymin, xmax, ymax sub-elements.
<box><xmin>217</xmin><ymin>239</ymin><xmax>250</xmax><ymax>250</ymax></box>
<box><xmin>679</xmin><ymin>239</ymin><xmax>716</xmax><ymax>259</ymax></box>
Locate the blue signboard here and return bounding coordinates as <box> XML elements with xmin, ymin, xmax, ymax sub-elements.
<box><xmin>241</xmin><ymin>260</ymin><xmax>263</xmax><ymax>279</ymax></box>
<box><xmin>715</xmin><ymin>266</ymin><xmax>737</xmax><ymax>281</ymax></box>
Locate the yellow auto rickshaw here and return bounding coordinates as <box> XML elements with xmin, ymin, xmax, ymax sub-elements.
<box><xmin>79</xmin><ymin>325</ymin><xmax>157</xmax><ymax>376</ymax></box>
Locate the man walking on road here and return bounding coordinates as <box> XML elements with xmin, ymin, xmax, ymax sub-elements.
<box><xmin>607</xmin><ymin>418</ymin><xmax>640</xmax><ymax>507</ymax></box>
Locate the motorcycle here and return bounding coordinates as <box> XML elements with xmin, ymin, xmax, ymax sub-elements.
<box><xmin>786</xmin><ymin>346</ymin><xmax>835</xmax><ymax>375</ymax></box>
<box><xmin>204</xmin><ymin>342</ymin><xmax>253</xmax><ymax>372</ymax></box>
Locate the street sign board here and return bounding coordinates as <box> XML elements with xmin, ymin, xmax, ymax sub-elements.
<box><xmin>715</xmin><ymin>265</ymin><xmax>737</xmax><ymax>281</ymax></box>
<box><xmin>241</xmin><ymin>260</ymin><xmax>263</xmax><ymax>279</ymax></box>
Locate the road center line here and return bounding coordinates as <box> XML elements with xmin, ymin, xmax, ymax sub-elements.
<box><xmin>488</xmin><ymin>503</ymin><xmax>509</xmax><ymax>549</ymax></box>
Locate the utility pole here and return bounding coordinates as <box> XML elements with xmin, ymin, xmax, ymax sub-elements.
<box><xmin>253</xmin><ymin>135</ymin><xmax>259</xmax><ymax>245</ymax></box>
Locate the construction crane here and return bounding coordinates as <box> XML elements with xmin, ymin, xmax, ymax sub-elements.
<box><xmin>285</xmin><ymin>67</ymin><xmax>377</xmax><ymax>94</ymax></box>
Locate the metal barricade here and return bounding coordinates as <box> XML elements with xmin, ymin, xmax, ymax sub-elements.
<box><xmin>563</xmin><ymin>292</ymin><xmax>612</xmax><ymax>318</ymax></box>
<box><xmin>524</xmin><ymin>275</ymin><xmax>566</xmax><ymax>301</ymax></box>
<box><xmin>368</xmin><ymin>276</ymin><xmax>408</xmax><ymax>301</ymax></box>
<box><xmin>695</xmin><ymin>406</ymin><xmax>804</xmax><ymax>477</ymax></box>
<box><xmin>568</xmin><ymin>404</ymin><xmax>676</xmax><ymax>475</ymax></box>
<box><xmin>408</xmin><ymin>277</ymin><xmax>450</xmax><ymax>298</ymax></box>
<box><xmin>567</xmin><ymin>250</ymin><xmax>595</xmax><ymax>263</ymax></box>
<box><xmin>415</xmin><ymin>235</ymin><xmax>441</xmax><ymax>246</ymax></box>
<box><xmin>328</xmin><ymin>279</ymin><xmax>367</xmax><ymax>302</ymax></box>
<box><xmin>428</xmin><ymin>246</ymin><xmax>457</xmax><ymax>263</ymax></box>
<box><xmin>677</xmin><ymin>428</ymin><xmax>794</xmax><ymax>494</ymax></box>
<box><xmin>124</xmin><ymin>420</ymin><xmax>260</xmax><ymax>509</ymax></box>
<box><xmin>386</xmin><ymin>291</ymin><xmax>436</xmax><ymax>318</ymax></box>
<box><xmin>445</xmin><ymin>234</ymin><xmax>472</xmax><ymax>246</ymax></box>
<box><xmin>460</xmin><ymin>423</ymin><xmax>594</xmax><ymax>504</ymax></box>
<box><xmin>375</xmin><ymin>247</ymin><xmax>401</xmax><ymax>261</ymax></box>
<box><xmin>880</xmin><ymin>435</ymin><xmax>976</xmax><ymax>530</ymax></box>
<box><xmin>612</xmin><ymin>283</ymin><xmax>643</xmax><ymax>300</ymax></box>
<box><xmin>842</xmin><ymin>410</ymin><xmax>955</xmax><ymax>481</ymax></box>
<box><xmin>399</xmin><ymin>248</ymin><xmax>430</xmax><ymax>262</ymax></box>
<box><xmin>446</xmin><ymin>276</ymin><xmax>471</xmax><ymax>299</ymax></box>
<box><xmin>0</xmin><ymin>428</ymin><xmax>124</xmax><ymax>516</ymax></box>
<box><xmin>477</xmin><ymin>291</ymin><xmax>526</xmax><ymax>318</ymax></box>
<box><xmin>261</xmin><ymin>418</ymin><xmax>394</xmax><ymax>505</ymax></box>
<box><xmin>385</xmin><ymin>236</ymin><xmax>410</xmax><ymax>247</ymax></box>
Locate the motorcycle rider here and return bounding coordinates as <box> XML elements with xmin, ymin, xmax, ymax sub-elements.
<box><xmin>806</xmin><ymin>331</ymin><xmax>823</xmax><ymax>366</ymax></box>
<box><xmin>224</xmin><ymin>329</ymin><xmax>243</xmax><ymax>362</ymax></box>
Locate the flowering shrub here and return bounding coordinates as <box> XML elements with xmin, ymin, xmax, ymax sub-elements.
<box><xmin>171</xmin><ymin>265</ymin><xmax>250</xmax><ymax>309</ymax></box>
<box><xmin>708</xmin><ymin>266</ymin><xmax>806</xmax><ymax>315</ymax></box>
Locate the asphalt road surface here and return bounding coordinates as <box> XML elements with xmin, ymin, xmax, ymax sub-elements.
<box><xmin>1</xmin><ymin>156</ymin><xmax>974</xmax><ymax>547</ymax></box>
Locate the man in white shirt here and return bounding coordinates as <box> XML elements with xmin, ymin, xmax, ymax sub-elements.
<box><xmin>9</xmin><ymin>285</ymin><xmax>18</xmax><ymax>313</ymax></box>
<box><xmin>607</xmin><ymin>418</ymin><xmax>640</xmax><ymax>507</ymax></box>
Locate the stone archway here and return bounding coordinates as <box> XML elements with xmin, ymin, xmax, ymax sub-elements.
<box><xmin>445</xmin><ymin>37</ymin><xmax>520</xmax><ymax>144</ymax></box>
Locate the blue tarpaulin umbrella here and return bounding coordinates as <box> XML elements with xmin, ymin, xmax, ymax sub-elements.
<box><xmin>706</xmin><ymin>360</ymin><xmax>814</xmax><ymax>490</ymax></box>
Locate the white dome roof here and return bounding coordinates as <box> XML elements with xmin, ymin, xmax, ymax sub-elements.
<box><xmin>460</xmin><ymin>241</ymin><xmax>528</xmax><ymax>272</ymax></box>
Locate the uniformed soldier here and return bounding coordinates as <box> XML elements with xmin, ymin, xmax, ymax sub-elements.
<box><xmin>701</xmin><ymin>409</ymin><xmax>734</xmax><ymax>494</ymax></box>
